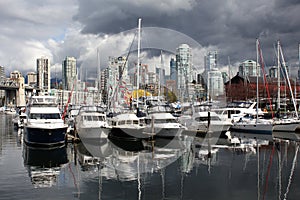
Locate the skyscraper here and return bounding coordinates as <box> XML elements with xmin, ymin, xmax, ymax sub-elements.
<box><xmin>238</xmin><ymin>60</ymin><xmax>261</xmax><ymax>77</ymax></box>
<box><xmin>170</xmin><ymin>58</ymin><xmax>177</xmax><ymax>81</ymax></box>
<box><xmin>205</xmin><ymin>51</ymin><xmax>217</xmax><ymax>71</ymax></box>
<box><xmin>176</xmin><ymin>44</ymin><xmax>193</xmax><ymax>100</ymax></box>
<box><xmin>0</xmin><ymin>66</ymin><xmax>5</xmax><ymax>98</ymax></box>
<box><xmin>62</xmin><ymin>56</ymin><xmax>77</xmax><ymax>90</ymax></box>
<box><xmin>36</xmin><ymin>57</ymin><xmax>50</xmax><ymax>92</ymax></box>
<box><xmin>207</xmin><ymin>68</ymin><xmax>224</xmax><ymax>99</ymax></box>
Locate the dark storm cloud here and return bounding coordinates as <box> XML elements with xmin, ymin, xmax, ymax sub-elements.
<box><xmin>74</xmin><ymin>0</ymin><xmax>300</xmax><ymax>72</ymax></box>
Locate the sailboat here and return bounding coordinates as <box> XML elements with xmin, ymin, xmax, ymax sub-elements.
<box><xmin>272</xmin><ymin>40</ymin><xmax>300</xmax><ymax>140</ymax></box>
<box><xmin>230</xmin><ymin>39</ymin><xmax>273</xmax><ymax>140</ymax></box>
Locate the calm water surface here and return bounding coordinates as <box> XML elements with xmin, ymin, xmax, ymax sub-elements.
<box><xmin>1</xmin><ymin>114</ymin><xmax>300</xmax><ymax>200</ymax></box>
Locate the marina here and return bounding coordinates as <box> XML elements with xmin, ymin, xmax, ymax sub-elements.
<box><xmin>1</xmin><ymin>111</ymin><xmax>300</xmax><ymax>200</ymax></box>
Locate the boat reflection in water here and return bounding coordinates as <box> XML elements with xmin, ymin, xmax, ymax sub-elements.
<box><xmin>75</xmin><ymin>126</ymin><xmax>300</xmax><ymax>199</ymax></box>
<box><xmin>23</xmin><ymin>144</ymin><xmax>69</xmax><ymax>188</ymax></box>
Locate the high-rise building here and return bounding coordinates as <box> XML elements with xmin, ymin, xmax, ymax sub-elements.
<box><xmin>207</xmin><ymin>68</ymin><xmax>224</xmax><ymax>99</ymax></box>
<box><xmin>176</xmin><ymin>44</ymin><xmax>193</xmax><ymax>100</ymax></box>
<box><xmin>27</xmin><ymin>72</ymin><xmax>37</xmax><ymax>86</ymax></box>
<box><xmin>36</xmin><ymin>57</ymin><xmax>50</xmax><ymax>92</ymax></box>
<box><xmin>62</xmin><ymin>56</ymin><xmax>77</xmax><ymax>90</ymax></box>
<box><xmin>0</xmin><ymin>66</ymin><xmax>5</xmax><ymax>98</ymax></box>
<box><xmin>10</xmin><ymin>70</ymin><xmax>22</xmax><ymax>79</ymax></box>
<box><xmin>0</xmin><ymin>66</ymin><xmax>5</xmax><ymax>81</ymax></box>
<box><xmin>107</xmin><ymin>56</ymin><xmax>129</xmax><ymax>105</ymax></box>
<box><xmin>238</xmin><ymin>60</ymin><xmax>260</xmax><ymax>77</ymax></box>
<box><xmin>170</xmin><ymin>58</ymin><xmax>177</xmax><ymax>81</ymax></box>
<box><xmin>205</xmin><ymin>51</ymin><xmax>217</xmax><ymax>71</ymax></box>
<box><xmin>269</xmin><ymin>66</ymin><xmax>278</xmax><ymax>78</ymax></box>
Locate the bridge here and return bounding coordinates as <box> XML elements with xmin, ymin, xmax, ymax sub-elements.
<box><xmin>0</xmin><ymin>78</ymin><xmax>28</xmax><ymax>107</ymax></box>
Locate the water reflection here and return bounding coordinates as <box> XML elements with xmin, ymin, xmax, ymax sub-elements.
<box><xmin>23</xmin><ymin>144</ymin><xmax>69</xmax><ymax>188</ymax></box>
<box><xmin>2</xmin><ymin>111</ymin><xmax>300</xmax><ymax>199</ymax></box>
<box><xmin>75</xmin><ymin>130</ymin><xmax>300</xmax><ymax>199</ymax></box>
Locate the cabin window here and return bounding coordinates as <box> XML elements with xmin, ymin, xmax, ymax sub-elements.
<box><xmin>30</xmin><ymin>113</ymin><xmax>60</xmax><ymax>119</ymax></box>
<box><xmin>166</xmin><ymin>119</ymin><xmax>177</xmax><ymax>123</ymax></box>
<box><xmin>92</xmin><ymin>116</ymin><xmax>99</xmax><ymax>121</ymax></box>
<box><xmin>119</xmin><ymin>120</ymin><xmax>126</xmax><ymax>125</ymax></box>
<box><xmin>99</xmin><ymin>116</ymin><xmax>105</xmax><ymax>121</ymax></box>
<box><xmin>133</xmin><ymin>120</ymin><xmax>139</xmax><ymax>125</ymax></box>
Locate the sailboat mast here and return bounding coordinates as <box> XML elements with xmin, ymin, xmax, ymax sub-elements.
<box><xmin>158</xmin><ymin>50</ymin><xmax>162</xmax><ymax>98</ymax></box>
<box><xmin>97</xmin><ymin>48</ymin><xmax>101</xmax><ymax>105</ymax></box>
<box><xmin>279</xmin><ymin>41</ymin><xmax>298</xmax><ymax>118</ymax></box>
<box><xmin>277</xmin><ymin>40</ymin><xmax>281</xmax><ymax>112</ymax></box>
<box><xmin>136</xmin><ymin>18</ymin><xmax>141</xmax><ymax>109</ymax></box>
<box><xmin>256</xmin><ymin>39</ymin><xmax>259</xmax><ymax>123</ymax></box>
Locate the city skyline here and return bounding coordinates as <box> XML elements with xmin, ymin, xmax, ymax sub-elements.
<box><xmin>1</xmin><ymin>1</ymin><xmax>300</xmax><ymax>78</ymax></box>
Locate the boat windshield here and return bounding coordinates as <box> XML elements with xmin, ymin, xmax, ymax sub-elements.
<box><xmin>153</xmin><ymin>118</ymin><xmax>177</xmax><ymax>124</ymax></box>
<box><xmin>83</xmin><ymin>116</ymin><xmax>105</xmax><ymax>121</ymax></box>
<box><xmin>30</xmin><ymin>113</ymin><xmax>61</xmax><ymax>119</ymax></box>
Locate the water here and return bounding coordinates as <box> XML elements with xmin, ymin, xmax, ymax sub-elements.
<box><xmin>1</xmin><ymin>114</ymin><xmax>300</xmax><ymax>200</ymax></box>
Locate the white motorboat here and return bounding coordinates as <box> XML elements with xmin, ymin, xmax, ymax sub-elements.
<box><xmin>108</xmin><ymin>113</ymin><xmax>147</xmax><ymax>141</ymax></box>
<box><xmin>23</xmin><ymin>96</ymin><xmax>68</xmax><ymax>147</ymax></box>
<box><xmin>213</xmin><ymin>101</ymin><xmax>266</xmax><ymax>123</ymax></box>
<box><xmin>180</xmin><ymin>110</ymin><xmax>232</xmax><ymax>138</ymax></box>
<box><xmin>75</xmin><ymin>106</ymin><xmax>111</xmax><ymax>141</ymax></box>
<box><xmin>144</xmin><ymin>112</ymin><xmax>184</xmax><ymax>138</ymax></box>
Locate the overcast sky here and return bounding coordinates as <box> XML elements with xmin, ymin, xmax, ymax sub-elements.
<box><xmin>1</xmin><ymin>0</ymin><xmax>300</xmax><ymax>78</ymax></box>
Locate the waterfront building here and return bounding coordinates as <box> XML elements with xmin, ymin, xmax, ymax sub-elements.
<box><xmin>36</xmin><ymin>57</ymin><xmax>50</xmax><ymax>93</ymax></box>
<box><xmin>62</xmin><ymin>56</ymin><xmax>77</xmax><ymax>90</ymax></box>
<box><xmin>10</xmin><ymin>70</ymin><xmax>22</xmax><ymax>79</ymax></box>
<box><xmin>207</xmin><ymin>68</ymin><xmax>224</xmax><ymax>100</ymax></box>
<box><xmin>225</xmin><ymin>72</ymin><xmax>300</xmax><ymax>106</ymax></box>
<box><xmin>176</xmin><ymin>44</ymin><xmax>193</xmax><ymax>101</ymax></box>
<box><xmin>0</xmin><ymin>66</ymin><xmax>5</xmax><ymax>99</ymax></box>
<box><xmin>27</xmin><ymin>72</ymin><xmax>37</xmax><ymax>87</ymax></box>
<box><xmin>269</xmin><ymin>66</ymin><xmax>278</xmax><ymax>78</ymax></box>
<box><xmin>170</xmin><ymin>58</ymin><xmax>177</xmax><ymax>81</ymax></box>
<box><xmin>106</xmin><ymin>56</ymin><xmax>129</xmax><ymax>105</ymax></box>
<box><xmin>204</xmin><ymin>51</ymin><xmax>217</xmax><ymax>71</ymax></box>
<box><xmin>238</xmin><ymin>60</ymin><xmax>261</xmax><ymax>77</ymax></box>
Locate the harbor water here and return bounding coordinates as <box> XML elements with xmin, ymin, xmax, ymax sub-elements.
<box><xmin>1</xmin><ymin>114</ymin><xmax>300</xmax><ymax>200</ymax></box>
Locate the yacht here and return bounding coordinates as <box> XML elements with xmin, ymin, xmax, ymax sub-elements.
<box><xmin>23</xmin><ymin>96</ymin><xmax>68</xmax><ymax>147</ymax></box>
<box><xmin>108</xmin><ymin>112</ymin><xmax>147</xmax><ymax>141</ymax></box>
<box><xmin>178</xmin><ymin>103</ymin><xmax>232</xmax><ymax>138</ymax></box>
<box><xmin>75</xmin><ymin>106</ymin><xmax>111</xmax><ymax>141</ymax></box>
<box><xmin>213</xmin><ymin>101</ymin><xmax>265</xmax><ymax>123</ymax></box>
<box><xmin>144</xmin><ymin>112</ymin><xmax>184</xmax><ymax>138</ymax></box>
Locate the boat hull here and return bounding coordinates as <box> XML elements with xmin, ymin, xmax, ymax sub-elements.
<box><xmin>76</xmin><ymin>126</ymin><xmax>110</xmax><ymax>140</ymax></box>
<box><xmin>109</xmin><ymin>127</ymin><xmax>148</xmax><ymax>141</ymax></box>
<box><xmin>230</xmin><ymin>123</ymin><xmax>273</xmax><ymax>140</ymax></box>
<box><xmin>152</xmin><ymin>127</ymin><xmax>182</xmax><ymax>139</ymax></box>
<box><xmin>24</xmin><ymin>126</ymin><xmax>67</xmax><ymax>147</ymax></box>
<box><xmin>273</xmin><ymin>121</ymin><xmax>300</xmax><ymax>132</ymax></box>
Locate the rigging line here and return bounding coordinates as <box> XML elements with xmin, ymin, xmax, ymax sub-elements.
<box><xmin>107</xmin><ymin>31</ymin><xmax>137</xmax><ymax>111</ymax></box>
<box><xmin>262</xmin><ymin>144</ymin><xmax>276</xmax><ymax>200</ymax></box>
<box><xmin>283</xmin><ymin>144</ymin><xmax>299</xmax><ymax>200</ymax></box>
<box><xmin>277</xmin><ymin>142</ymin><xmax>282</xmax><ymax>200</ymax></box>
<box><xmin>257</xmin><ymin>139</ymin><xmax>260</xmax><ymax>200</ymax></box>
<box><xmin>257</xmin><ymin>40</ymin><xmax>274</xmax><ymax>118</ymax></box>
